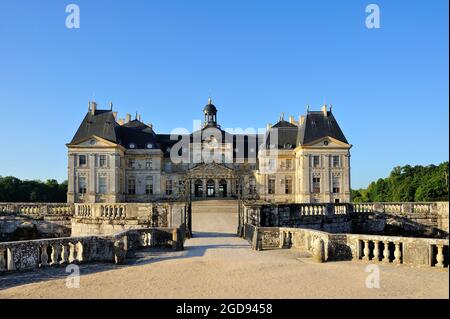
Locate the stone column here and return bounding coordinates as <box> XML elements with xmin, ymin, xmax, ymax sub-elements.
<box><xmin>343</xmin><ymin>153</ymin><xmax>351</xmax><ymax>202</ymax></box>
<box><xmin>227</xmin><ymin>179</ymin><xmax>232</xmax><ymax>197</ymax></box>
<box><xmin>67</xmin><ymin>153</ymin><xmax>76</xmax><ymax>203</ymax></box>
<box><xmin>323</xmin><ymin>155</ymin><xmax>330</xmax><ymax>203</ymax></box>
<box><xmin>202</xmin><ymin>179</ymin><xmax>207</xmax><ymax>198</ymax></box>
<box><xmin>215</xmin><ymin>179</ymin><xmax>219</xmax><ymax>197</ymax></box>
<box><xmin>302</xmin><ymin>154</ymin><xmax>310</xmax><ymax>202</ymax></box>
<box><xmin>88</xmin><ymin>154</ymin><xmax>97</xmax><ymax>203</ymax></box>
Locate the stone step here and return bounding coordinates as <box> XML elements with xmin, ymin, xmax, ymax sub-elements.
<box><xmin>192</xmin><ymin>200</ymin><xmax>238</xmax><ymax>214</ymax></box>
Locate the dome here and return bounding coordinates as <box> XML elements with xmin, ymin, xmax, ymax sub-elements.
<box><xmin>203</xmin><ymin>97</ymin><xmax>217</xmax><ymax>114</ymax></box>
<box><xmin>203</xmin><ymin>103</ymin><xmax>217</xmax><ymax>113</ymax></box>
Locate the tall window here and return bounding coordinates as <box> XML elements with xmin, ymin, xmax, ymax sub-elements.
<box><xmin>128</xmin><ymin>179</ymin><xmax>136</xmax><ymax>195</ymax></box>
<box><xmin>312</xmin><ymin>156</ymin><xmax>320</xmax><ymax>168</ymax></box>
<box><xmin>313</xmin><ymin>177</ymin><xmax>321</xmax><ymax>194</ymax></box>
<box><xmin>99</xmin><ymin>155</ymin><xmax>107</xmax><ymax>167</ymax></box>
<box><xmin>178</xmin><ymin>180</ymin><xmax>184</xmax><ymax>194</ymax></box>
<box><xmin>286</xmin><ymin>159</ymin><xmax>293</xmax><ymax>170</ymax></box>
<box><xmin>128</xmin><ymin>159</ymin><xmax>135</xmax><ymax>168</ymax></box>
<box><xmin>285</xmin><ymin>177</ymin><xmax>292</xmax><ymax>194</ymax></box>
<box><xmin>249</xmin><ymin>178</ymin><xmax>256</xmax><ymax>195</ymax></box>
<box><xmin>166</xmin><ymin>179</ymin><xmax>173</xmax><ymax>195</ymax></box>
<box><xmin>332</xmin><ymin>156</ymin><xmax>340</xmax><ymax>168</ymax></box>
<box><xmin>268</xmin><ymin>177</ymin><xmax>275</xmax><ymax>194</ymax></box>
<box><xmin>146</xmin><ymin>159</ymin><xmax>153</xmax><ymax>169</ymax></box>
<box><xmin>332</xmin><ymin>176</ymin><xmax>340</xmax><ymax>194</ymax></box>
<box><xmin>79</xmin><ymin>155</ymin><xmax>87</xmax><ymax>166</ymax></box>
<box><xmin>78</xmin><ymin>177</ymin><xmax>87</xmax><ymax>194</ymax></box>
<box><xmin>145</xmin><ymin>177</ymin><xmax>153</xmax><ymax>195</ymax></box>
<box><xmin>98</xmin><ymin>176</ymin><xmax>107</xmax><ymax>194</ymax></box>
<box><xmin>268</xmin><ymin>159</ymin><xmax>276</xmax><ymax>170</ymax></box>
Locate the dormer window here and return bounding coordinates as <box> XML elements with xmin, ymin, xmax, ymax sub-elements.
<box><xmin>146</xmin><ymin>143</ymin><xmax>153</xmax><ymax>149</ymax></box>
<box><xmin>129</xmin><ymin>143</ymin><xmax>136</xmax><ymax>149</ymax></box>
<box><xmin>324</xmin><ymin>141</ymin><xmax>329</xmax><ymax>146</ymax></box>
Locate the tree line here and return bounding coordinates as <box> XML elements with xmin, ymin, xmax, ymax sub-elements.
<box><xmin>352</xmin><ymin>162</ymin><xmax>449</xmax><ymax>202</ymax></box>
<box><xmin>0</xmin><ymin>176</ymin><xmax>67</xmax><ymax>203</ymax></box>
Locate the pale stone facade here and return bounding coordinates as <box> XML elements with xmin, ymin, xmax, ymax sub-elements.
<box><xmin>67</xmin><ymin>100</ymin><xmax>351</xmax><ymax>204</ymax></box>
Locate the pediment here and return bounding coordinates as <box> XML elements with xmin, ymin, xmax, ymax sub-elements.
<box><xmin>302</xmin><ymin>136</ymin><xmax>351</xmax><ymax>148</ymax></box>
<box><xmin>67</xmin><ymin>135</ymin><xmax>119</xmax><ymax>148</ymax></box>
<box><xmin>188</xmin><ymin>162</ymin><xmax>234</xmax><ymax>175</ymax></box>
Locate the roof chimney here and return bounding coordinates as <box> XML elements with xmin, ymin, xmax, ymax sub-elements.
<box><xmin>266</xmin><ymin>123</ymin><xmax>272</xmax><ymax>131</ymax></box>
<box><xmin>321</xmin><ymin>104</ymin><xmax>327</xmax><ymax>117</ymax></box>
<box><xmin>113</xmin><ymin>112</ymin><xmax>118</xmax><ymax>119</ymax></box>
<box><xmin>91</xmin><ymin>101</ymin><xmax>97</xmax><ymax>115</ymax></box>
<box><xmin>125</xmin><ymin>113</ymin><xmax>131</xmax><ymax>123</ymax></box>
<box><xmin>289</xmin><ymin>116</ymin><xmax>295</xmax><ymax>124</ymax></box>
<box><xmin>299</xmin><ymin>115</ymin><xmax>306</xmax><ymax>125</ymax></box>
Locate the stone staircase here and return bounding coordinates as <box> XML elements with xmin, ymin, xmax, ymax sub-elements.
<box><xmin>191</xmin><ymin>199</ymin><xmax>238</xmax><ymax>214</ymax></box>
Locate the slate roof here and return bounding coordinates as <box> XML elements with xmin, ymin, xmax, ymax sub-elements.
<box><xmin>298</xmin><ymin>111</ymin><xmax>348</xmax><ymax>145</ymax></box>
<box><xmin>69</xmin><ymin>107</ymin><xmax>348</xmax><ymax>155</ymax></box>
<box><xmin>70</xmin><ymin>110</ymin><xmax>122</xmax><ymax>145</ymax></box>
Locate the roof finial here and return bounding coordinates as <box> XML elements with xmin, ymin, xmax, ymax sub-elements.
<box><xmin>281</xmin><ymin>112</ymin><xmax>284</xmax><ymax>121</ymax></box>
<box><xmin>208</xmin><ymin>96</ymin><xmax>212</xmax><ymax>105</ymax></box>
<box><xmin>135</xmin><ymin>111</ymin><xmax>138</xmax><ymax>120</ymax></box>
<box><xmin>306</xmin><ymin>104</ymin><xmax>310</xmax><ymax>112</ymax></box>
<box><xmin>109</xmin><ymin>102</ymin><xmax>113</xmax><ymax>111</ymax></box>
<box><xmin>330</xmin><ymin>103</ymin><xmax>333</xmax><ymax>112</ymax></box>
<box><xmin>88</xmin><ymin>100</ymin><xmax>91</xmax><ymax>111</ymax></box>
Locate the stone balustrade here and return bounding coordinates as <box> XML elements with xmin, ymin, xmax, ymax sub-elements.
<box><xmin>0</xmin><ymin>224</ymin><xmax>186</xmax><ymax>273</ymax></box>
<box><xmin>352</xmin><ymin>202</ymin><xmax>438</xmax><ymax>214</ymax></box>
<box><xmin>0</xmin><ymin>203</ymin><xmax>74</xmax><ymax>216</ymax></box>
<box><xmin>347</xmin><ymin>234</ymin><xmax>449</xmax><ymax>268</ymax></box>
<box><xmin>242</xmin><ymin>223</ymin><xmax>449</xmax><ymax>268</ymax></box>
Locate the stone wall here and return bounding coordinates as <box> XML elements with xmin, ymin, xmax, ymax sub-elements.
<box><xmin>0</xmin><ymin>203</ymin><xmax>73</xmax><ymax>241</ymax></box>
<box><xmin>241</xmin><ymin>201</ymin><xmax>449</xmax><ymax>238</ymax></box>
<box><xmin>71</xmin><ymin>202</ymin><xmax>187</xmax><ymax>236</ymax></box>
<box><xmin>0</xmin><ymin>225</ymin><xmax>186</xmax><ymax>273</ymax></box>
<box><xmin>242</xmin><ymin>225</ymin><xmax>449</xmax><ymax>268</ymax></box>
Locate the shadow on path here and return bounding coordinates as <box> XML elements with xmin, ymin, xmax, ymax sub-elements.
<box><xmin>0</xmin><ymin>231</ymin><xmax>249</xmax><ymax>292</ymax></box>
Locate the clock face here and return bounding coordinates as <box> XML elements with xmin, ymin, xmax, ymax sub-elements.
<box><xmin>90</xmin><ymin>140</ymin><xmax>96</xmax><ymax>145</ymax></box>
<box><xmin>324</xmin><ymin>141</ymin><xmax>329</xmax><ymax>146</ymax></box>
<box><xmin>147</xmin><ymin>143</ymin><xmax>153</xmax><ymax>149</ymax></box>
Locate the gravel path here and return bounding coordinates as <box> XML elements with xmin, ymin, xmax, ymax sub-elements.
<box><xmin>0</xmin><ymin>213</ymin><xmax>448</xmax><ymax>299</ymax></box>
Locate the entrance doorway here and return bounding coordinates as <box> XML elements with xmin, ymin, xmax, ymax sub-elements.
<box><xmin>194</xmin><ymin>179</ymin><xmax>203</xmax><ymax>197</ymax></box>
<box><xmin>207</xmin><ymin>180</ymin><xmax>215</xmax><ymax>197</ymax></box>
<box><xmin>219</xmin><ymin>179</ymin><xmax>227</xmax><ymax>197</ymax></box>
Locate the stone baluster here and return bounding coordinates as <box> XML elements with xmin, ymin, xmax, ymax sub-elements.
<box><xmin>362</xmin><ymin>240</ymin><xmax>370</xmax><ymax>261</ymax></box>
<box><xmin>373</xmin><ymin>240</ymin><xmax>380</xmax><ymax>262</ymax></box>
<box><xmin>50</xmin><ymin>244</ymin><xmax>61</xmax><ymax>266</ymax></box>
<box><xmin>68</xmin><ymin>242</ymin><xmax>77</xmax><ymax>263</ymax></box>
<box><xmin>0</xmin><ymin>248</ymin><xmax>6</xmax><ymax>271</ymax></box>
<box><xmin>393</xmin><ymin>242</ymin><xmax>402</xmax><ymax>264</ymax></box>
<box><xmin>382</xmin><ymin>241</ymin><xmax>391</xmax><ymax>263</ymax></box>
<box><xmin>40</xmin><ymin>244</ymin><xmax>49</xmax><ymax>267</ymax></box>
<box><xmin>279</xmin><ymin>231</ymin><xmax>285</xmax><ymax>248</ymax></box>
<box><xmin>7</xmin><ymin>248</ymin><xmax>15</xmax><ymax>270</ymax></box>
<box><xmin>145</xmin><ymin>232</ymin><xmax>151</xmax><ymax>247</ymax></box>
<box><xmin>435</xmin><ymin>245</ymin><xmax>444</xmax><ymax>268</ymax></box>
<box><xmin>60</xmin><ymin>243</ymin><xmax>69</xmax><ymax>264</ymax></box>
<box><xmin>76</xmin><ymin>242</ymin><xmax>84</xmax><ymax>262</ymax></box>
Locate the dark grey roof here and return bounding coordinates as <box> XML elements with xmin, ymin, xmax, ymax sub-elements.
<box><xmin>70</xmin><ymin>110</ymin><xmax>121</xmax><ymax>144</ymax></box>
<box><xmin>203</xmin><ymin>103</ymin><xmax>217</xmax><ymax>113</ymax></box>
<box><xmin>298</xmin><ymin>111</ymin><xmax>348</xmax><ymax>145</ymax></box>
<box><xmin>266</xmin><ymin>122</ymin><xmax>300</xmax><ymax>150</ymax></box>
<box><xmin>121</xmin><ymin>120</ymin><xmax>159</xmax><ymax>149</ymax></box>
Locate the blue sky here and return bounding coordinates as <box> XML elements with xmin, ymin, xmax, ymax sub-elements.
<box><xmin>0</xmin><ymin>0</ymin><xmax>448</xmax><ymax>189</ymax></box>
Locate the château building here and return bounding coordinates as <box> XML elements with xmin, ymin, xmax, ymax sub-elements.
<box><xmin>67</xmin><ymin>99</ymin><xmax>352</xmax><ymax>204</ymax></box>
